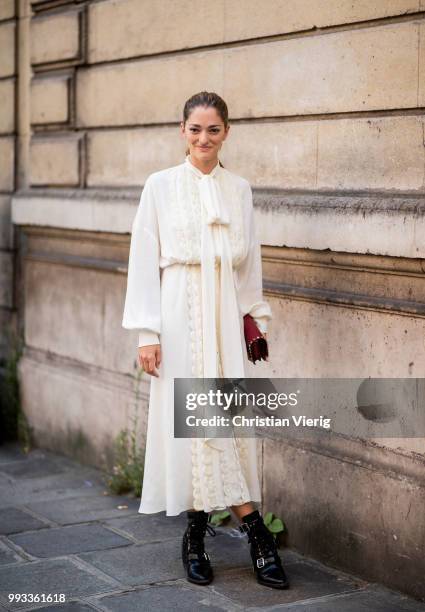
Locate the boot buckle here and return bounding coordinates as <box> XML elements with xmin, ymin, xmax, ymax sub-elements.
<box><xmin>256</xmin><ymin>557</ymin><xmax>265</xmax><ymax>568</ymax></box>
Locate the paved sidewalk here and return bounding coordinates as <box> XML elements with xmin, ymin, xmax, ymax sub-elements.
<box><xmin>0</xmin><ymin>443</ymin><xmax>424</xmax><ymax>612</ymax></box>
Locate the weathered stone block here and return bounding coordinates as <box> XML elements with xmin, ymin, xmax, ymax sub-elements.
<box><xmin>0</xmin><ymin>79</ymin><xmax>14</xmax><ymax>133</ymax></box>
<box><xmin>31</xmin><ymin>75</ymin><xmax>70</xmax><ymax>124</ymax></box>
<box><xmin>87</xmin><ymin>115</ymin><xmax>424</xmax><ymax>191</ymax></box>
<box><xmin>0</xmin><ymin>22</ymin><xmax>15</xmax><ymax>77</ymax></box>
<box><xmin>76</xmin><ymin>52</ymin><xmax>223</xmax><ymax>127</ymax></box>
<box><xmin>0</xmin><ymin>0</ymin><xmax>15</xmax><ymax>20</ymax></box>
<box><xmin>18</xmin><ymin>352</ymin><xmax>149</xmax><ymax>471</ymax></box>
<box><xmin>224</xmin><ymin>0</ymin><xmax>420</xmax><ymax>41</ymax></box>
<box><xmin>317</xmin><ymin>115</ymin><xmax>425</xmax><ymax>191</ymax></box>
<box><xmin>87</xmin><ymin>127</ymin><xmax>183</xmax><ymax>186</ymax></box>
<box><xmin>224</xmin><ymin>21</ymin><xmax>420</xmax><ymax>119</ymax></box>
<box><xmin>0</xmin><ymin>251</ymin><xmax>13</xmax><ymax>307</ymax></box>
<box><xmin>31</xmin><ymin>11</ymin><xmax>80</xmax><ymax>65</ymax></box>
<box><xmin>30</xmin><ymin>136</ymin><xmax>80</xmax><ymax>186</ymax></box>
<box><xmin>221</xmin><ymin>121</ymin><xmax>317</xmax><ymax>189</ymax></box>
<box><xmin>245</xmin><ymin>112</ymin><xmax>424</xmax><ymax>190</ymax></box>
<box><xmin>0</xmin><ymin>137</ymin><xmax>14</xmax><ymax>191</ymax></box>
<box><xmin>24</xmin><ymin>255</ymin><xmax>135</xmax><ymax>373</ymax></box>
<box><xmin>267</xmin><ymin>296</ymin><xmax>425</xmax><ymax>378</ymax></box>
<box><xmin>0</xmin><ymin>196</ymin><xmax>12</xmax><ymax>249</ymax></box>
<box><xmin>77</xmin><ymin>21</ymin><xmax>420</xmax><ymax>127</ymax></box>
<box><xmin>87</xmin><ymin>0</ymin><xmax>420</xmax><ymax>62</ymax></box>
<box><xmin>418</xmin><ymin>22</ymin><xmax>425</xmax><ymax>107</ymax></box>
<box><xmin>257</xmin><ymin>195</ymin><xmax>425</xmax><ymax>258</ymax></box>
<box><xmin>263</xmin><ymin>436</ymin><xmax>425</xmax><ymax>599</ymax></box>
<box><xmin>88</xmin><ymin>0</ymin><xmax>224</xmax><ymax>62</ymax></box>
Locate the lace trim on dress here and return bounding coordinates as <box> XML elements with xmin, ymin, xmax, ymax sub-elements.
<box><xmin>169</xmin><ymin>163</ymin><xmax>253</xmax><ymax>511</ymax></box>
<box><xmin>191</xmin><ymin>436</ymin><xmax>252</xmax><ymax>512</ymax></box>
<box><xmin>187</xmin><ymin>265</ymin><xmax>203</xmax><ymax>377</ymax></box>
<box><xmin>170</xmin><ymin>165</ymin><xmax>245</xmax><ymax>264</ymax></box>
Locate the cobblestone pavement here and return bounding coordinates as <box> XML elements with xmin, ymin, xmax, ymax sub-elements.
<box><xmin>0</xmin><ymin>443</ymin><xmax>424</xmax><ymax>611</ymax></box>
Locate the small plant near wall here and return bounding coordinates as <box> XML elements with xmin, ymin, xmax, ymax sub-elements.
<box><xmin>209</xmin><ymin>510</ymin><xmax>231</xmax><ymax>526</ymax></box>
<box><xmin>263</xmin><ymin>511</ymin><xmax>285</xmax><ymax>541</ymax></box>
<box><xmin>107</xmin><ymin>360</ymin><xmax>144</xmax><ymax>497</ymax></box>
<box><xmin>0</xmin><ymin>331</ymin><xmax>33</xmax><ymax>451</ymax></box>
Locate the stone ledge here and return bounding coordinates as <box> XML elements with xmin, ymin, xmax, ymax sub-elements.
<box><xmin>258</xmin><ymin>428</ymin><xmax>425</xmax><ymax>489</ymax></box>
<box><xmin>264</xmin><ymin>280</ymin><xmax>425</xmax><ymax>318</ymax></box>
<box><xmin>11</xmin><ymin>189</ymin><xmax>425</xmax><ymax>258</ymax></box>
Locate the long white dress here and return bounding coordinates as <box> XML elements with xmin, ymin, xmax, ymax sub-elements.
<box><xmin>122</xmin><ymin>154</ymin><xmax>272</xmax><ymax>516</ymax></box>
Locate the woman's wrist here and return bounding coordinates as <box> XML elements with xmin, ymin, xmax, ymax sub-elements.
<box><xmin>138</xmin><ymin>330</ymin><xmax>160</xmax><ymax>347</ymax></box>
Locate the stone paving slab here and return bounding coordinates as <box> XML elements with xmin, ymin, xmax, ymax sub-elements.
<box><xmin>0</xmin><ymin>469</ymin><xmax>107</xmax><ymax>510</ymax></box>
<box><xmin>103</xmin><ymin>513</ymin><xmax>303</xmax><ymax>569</ymax></box>
<box><xmin>0</xmin><ymin>458</ymin><xmax>68</xmax><ymax>481</ymax></box>
<box><xmin>253</xmin><ymin>586</ymin><xmax>425</xmax><ymax>611</ymax></box>
<box><xmin>78</xmin><ymin>539</ymin><xmax>186</xmax><ymax>587</ymax></box>
<box><xmin>9</xmin><ymin>524</ymin><xmax>133</xmax><ymax>558</ymax></box>
<box><xmin>32</xmin><ymin>604</ymin><xmax>96</xmax><ymax>612</ymax></box>
<box><xmin>0</xmin><ymin>557</ymin><xmax>122</xmax><ymax>610</ymax></box>
<box><xmin>0</xmin><ymin>446</ymin><xmax>29</xmax><ymax>465</ymax></box>
<box><xmin>0</xmin><ymin>541</ymin><xmax>24</xmax><ymax>567</ymax></box>
<box><xmin>103</xmin><ymin>512</ymin><xmax>188</xmax><ymax>543</ymax></box>
<box><xmin>0</xmin><ymin>508</ymin><xmax>49</xmax><ymax>536</ymax></box>
<box><xmin>88</xmin><ymin>581</ymin><xmax>241</xmax><ymax>611</ymax></box>
<box><xmin>209</xmin><ymin>523</ymin><xmax>302</xmax><ymax>566</ymax></box>
<box><xmin>1</xmin><ymin>443</ymin><xmax>424</xmax><ymax>611</ymax></box>
<box><xmin>76</xmin><ymin>536</ymin><xmax>347</xmax><ymax>594</ymax></box>
<box><xmin>0</xmin><ymin>450</ymin><xmax>83</xmax><ymax>480</ymax></box>
<box><xmin>203</xmin><ymin>561</ymin><xmax>361</xmax><ymax>609</ymax></box>
<box><xmin>207</xmin><ymin>530</ymin><xmax>269</xmax><ymax>570</ymax></box>
<box><xmin>27</xmin><ymin>495</ymin><xmax>140</xmax><ymax>526</ymax></box>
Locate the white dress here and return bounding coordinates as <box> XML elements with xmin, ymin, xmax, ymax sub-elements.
<box><xmin>122</xmin><ymin>154</ymin><xmax>272</xmax><ymax>516</ymax></box>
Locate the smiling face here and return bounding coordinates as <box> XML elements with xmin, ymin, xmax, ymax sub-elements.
<box><xmin>180</xmin><ymin>105</ymin><xmax>230</xmax><ymax>165</ymax></box>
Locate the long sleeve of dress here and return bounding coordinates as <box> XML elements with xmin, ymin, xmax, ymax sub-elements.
<box><xmin>122</xmin><ymin>176</ymin><xmax>161</xmax><ymax>347</ymax></box>
<box><xmin>235</xmin><ymin>180</ymin><xmax>272</xmax><ymax>334</ymax></box>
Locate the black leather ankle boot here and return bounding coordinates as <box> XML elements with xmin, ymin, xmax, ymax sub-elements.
<box><xmin>239</xmin><ymin>510</ymin><xmax>289</xmax><ymax>589</ymax></box>
<box><xmin>182</xmin><ymin>510</ymin><xmax>216</xmax><ymax>585</ymax></box>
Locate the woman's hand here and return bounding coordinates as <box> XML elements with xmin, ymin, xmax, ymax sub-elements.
<box><xmin>138</xmin><ymin>344</ymin><xmax>161</xmax><ymax>377</ymax></box>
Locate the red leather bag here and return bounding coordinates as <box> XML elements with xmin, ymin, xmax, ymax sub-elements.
<box><xmin>243</xmin><ymin>314</ymin><xmax>268</xmax><ymax>364</ymax></box>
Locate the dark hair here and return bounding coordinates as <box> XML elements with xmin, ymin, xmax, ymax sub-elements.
<box><xmin>182</xmin><ymin>91</ymin><xmax>228</xmax><ymax>167</ymax></box>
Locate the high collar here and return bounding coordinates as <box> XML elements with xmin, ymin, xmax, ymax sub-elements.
<box><xmin>185</xmin><ymin>154</ymin><xmax>221</xmax><ymax>179</ymax></box>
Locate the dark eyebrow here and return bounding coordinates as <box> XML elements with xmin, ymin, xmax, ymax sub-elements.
<box><xmin>188</xmin><ymin>123</ymin><xmax>221</xmax><ymax>128</ymax></box>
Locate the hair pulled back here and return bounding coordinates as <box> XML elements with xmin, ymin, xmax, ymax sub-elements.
<box><xmin>183</xmin><ymin>91</ymin><xmax>228</xmax><ymax>166</ymax></box>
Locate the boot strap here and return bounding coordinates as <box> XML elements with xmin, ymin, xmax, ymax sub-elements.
<box><xmin>239</xmin><ymin>516</ymin><xmax>262</xmax><ymax>534</ymax></box>
<box><xmin>187</xmin><ymin>550</ymin><xmax>210</xmax><ymax>562</ymax></box>
<box><xmin>206</xmin><ymin>524</ymin><xmax>216</xmax><ymax>537</ymax></box>
<box><xmin>256</xmin><ymin>554</ymin><xmax>277</xmax><ymax>568</ymax></box>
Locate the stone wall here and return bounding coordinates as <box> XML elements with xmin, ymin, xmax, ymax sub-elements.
<box><xmin>5</xmin><ymin>0</ymin><xmax>425</xmax><ymax>599</ymax></box>
<box><xmin>0</xmin><ymin>0</ymin><xmax>16</xmax><ymax>362</ymax></box>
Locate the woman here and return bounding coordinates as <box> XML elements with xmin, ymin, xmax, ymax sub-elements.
<box><xmin>122</xmin><ymin>91</ymin><xmax>289</xmax><ymax>590</ymax></box>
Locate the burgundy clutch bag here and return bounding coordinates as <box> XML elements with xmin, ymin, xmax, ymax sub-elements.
<box><xmin>243</xmin><ymin>314</ymin><xmax>268</xmax><ymax>364</ymax></box>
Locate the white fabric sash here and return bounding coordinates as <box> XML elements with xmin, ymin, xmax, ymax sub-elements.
<box><xmin>184</xmin><ymin>155</ymin><xmax>246</xmax><ymax>381</ymax></box>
